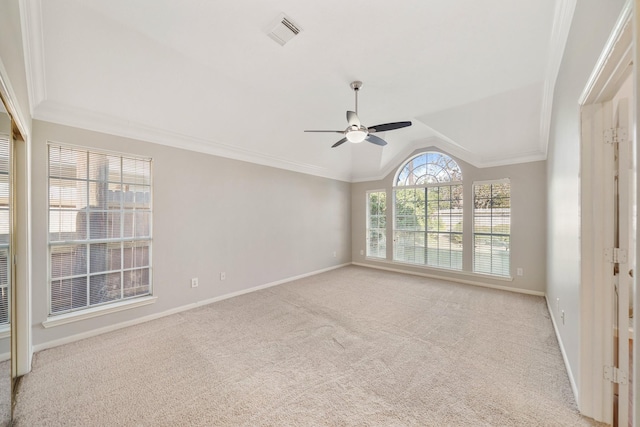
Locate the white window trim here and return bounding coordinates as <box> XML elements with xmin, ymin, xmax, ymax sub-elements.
<box><xmin>392</xmin><ymin>152</ymin><xmax>464</xmax><ymax>271</ymax></box>
<box><xmin>472</xmin><ymin>178</ymin><xmax>511</xmax><ymax>278</ymax></box>
<box><xmin>42</xmin><ymin>295</ymin><xmax>157</xmax><ymax>328</ymax></box>
<box><xmin>47</xmin><ymin>142</ymin><xmax>154</xmax><ymax>316</ymax></box>
<box><xmin>366</xmin><ymin>189</ymin><xmax>387</xmax><ymax>259</ymax></box>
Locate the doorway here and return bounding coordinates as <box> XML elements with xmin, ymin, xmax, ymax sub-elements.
<box><xmin>579</xmin><ymin>3</ymin><xmax>635</xmax><ymax>425</ymax></box>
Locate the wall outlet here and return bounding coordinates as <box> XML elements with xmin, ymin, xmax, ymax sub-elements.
<box><xmin>360</xmin><ymin>249</ymin><xmax>364</xmax><ymax>256</ymax></box>
<box><xmin>516</xmin><ymin>267</ymin><xmax>523</xmax><ymax>276</ymax></box>
<box><xmin>191</xmin><ymin>278</ymin><xmax>199</xmax><ymax>288</ymax></box>
<box><xmin>220</xmin><ymin>272</ymin><xmax>226</xmax><ymax>281</ymax></box>
<box><xmin>561</xmin><ymin>310</ymin><xmax>565</xmax><ymax>325</ymax></box>
<box><xmin>333</xmin><ymin>251</ymin><xmax>337</xmax><ymax>258</ymax></box>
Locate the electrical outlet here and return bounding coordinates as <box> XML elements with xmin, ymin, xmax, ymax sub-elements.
<box><xmin>360</xmin><ymin>249</ymin><xmax>364</xmax><ymax>256</ymax></box>
<box><xmin>561</xmin><ymin>310</ymin><xmax>565</xmax><ymax>325</ymax></box>
<box><xmin>516</xmin><ymin>267</ymin><xmax>523</xmax><ymax>276</ymax></box>
<box><xmin>220</xmin><ymin>272</ymin><xmax>226</xmax><ymax>281</ymax></box>
<box><xmin>333</xmin><ymin>251</ymin><xmax>337</xmax><ymax>258</ymax></box>
<box><xmin>191</xmin><ymin>278</ymin><xmax>199</xmax><ymax>288</ymax></box>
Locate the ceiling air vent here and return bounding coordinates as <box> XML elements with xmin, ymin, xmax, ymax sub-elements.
<box><xmin>267</xmin><ymin>14</ymin><xmax>302</xmax><ymax>46</ymax></box>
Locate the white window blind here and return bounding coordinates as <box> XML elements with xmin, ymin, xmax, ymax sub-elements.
<box><xmin>473</xmin><ymin>180</ymin><xmax>510</xmax><ymax>277</ymax></box>
<box><xmin>48</xmin><ymin>144</ymin><xmax>152</xmax><ymax>315</ymax></box>
<box><xmin>393</xmin><ymin>152</ymin><xmax>463</xmax><ymax>270</ymax></box>
<box><xmin>366</xmin><ymin>191</ymin><xmax>386</xmax><ymax>258</ymax></box>
<box><xmin>0</xmin><ymin>136</ymin><xmax>9</xmax><ymax>326</ymax></box>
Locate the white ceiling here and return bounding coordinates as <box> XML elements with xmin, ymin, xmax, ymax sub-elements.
<box><xmin>21</xmin><ymin>0</ymin><xmax>574</xmax><ymax>182</ymax></box>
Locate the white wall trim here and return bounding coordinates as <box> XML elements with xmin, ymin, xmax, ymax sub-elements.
<box><xmin>352</xmin><ymin>262</ymin><xmax>543</xmax><ymax>296</ymax></box>
<box><xmin>19</xmin><ymin>0</ymin><xmax>47</xmax><ymax>114</ymax></box>
<box><xmin>539</xmin><ymin>0</ymin><xmax>577</xmax><ymax>158</ymax></box>
<box><xmin>352</xmin><ymin>136</ymin><xmax>546</xmax><ymax>183</ymax></box>
<box><xmin>33</xmin><ymin>101</ymin><xmax>353</xmax><ymax>183</ymax></box>
<box><xmin>545</xmin><ymin>295</ymin><xmax>579</xmax><ymax>402</ymax></box>
<box><xmin>579</xmin><ymin>0</ymin><xmax>634</xmax><ymax>105</ymax></box>
<box><xmin>42</xmin><ymin>296</ymin><xmax>159</xmax><ymax>329</ymax></box>
<box><xmin>33</xmin><ymin>262</ymin><xmax>351</xmax><ymax>353</ymax></box>
<box><xmin>0</xmin><ymin>58</ymin><xmax>29</xmax><ymax>142</ymax></box>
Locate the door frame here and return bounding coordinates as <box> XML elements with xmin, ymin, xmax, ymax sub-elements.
<box><xmin>0</xmin><ymin>55</ymin><xmax>32</xmax><ymax>378</ymax></box>
<box><xmin>578</xmin><ymin>0</ymin><xmax>636</xmax><ymax>423</ymax></box>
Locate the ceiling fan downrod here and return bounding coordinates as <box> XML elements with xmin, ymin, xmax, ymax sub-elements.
<box><xmin>350</xmin><ymin>81</ymin><xmax>362</xmax><ymax>115</ymax></box>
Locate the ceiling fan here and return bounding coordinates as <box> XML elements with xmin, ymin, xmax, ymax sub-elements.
<box><xmin>304</xmin><ymin>81</ymin><xmax>412</xmax><ymax>148</ymax></box>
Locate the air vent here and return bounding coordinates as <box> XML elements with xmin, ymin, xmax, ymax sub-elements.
<box><xmin>267</xmin><ymin>14</ymin><xmax>302</xmax><ymax>46</ymax></box>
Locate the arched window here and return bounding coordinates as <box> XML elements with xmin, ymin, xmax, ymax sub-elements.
<box><xmin>393</xmin><ymin>152</ymin><xmax>463</xmax><ymax>270</ymax></box>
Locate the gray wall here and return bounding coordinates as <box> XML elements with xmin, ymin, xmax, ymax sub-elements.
<box><xmin>31</xmin><ymin>120</ymin><xmax>351</xmax><ymax>347</ymax></box>
<box><xmin>352</xmin><ymin>147</ymin><xmax>547</xmax><ymax>293</ymax></box>
<box><xmin>546</xmin><ymin>0</ymin><xmax>626</xmax><ymax>391</ymax></box>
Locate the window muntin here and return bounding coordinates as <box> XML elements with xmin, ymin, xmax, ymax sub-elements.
<box><xmin>473</xmin><ymin>180</ymin><xmax>510</xmax><ymax>277</ymax></box>
<box><xmin>48</xmin><ymin>145</ymin><xmax>152</xmax><ymax>315</ymax></box>
<box><xmin>393</xmin><ymin>152</ymin><xmax>463</xmax><ymax>270</ymax></box>
<box><xmin>395</xmin><ymin>152</ymin><xmax>462</xmax><ymax>186</ymax></box>
<box><xmin>366</xmin><ymin>191</ymin><xmax>386</xmax><ymax>258</ymax></box>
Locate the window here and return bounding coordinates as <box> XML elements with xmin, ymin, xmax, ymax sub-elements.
<box><xmin>393</xmin><ymin>152</ymin><xmax>463</xmax><ymax>270</ymax></box>
<box><xmin>473</xmin><ymin>180</ymin><xmax>510</xmax><ymax>276</ymax></box>
<box><xmin>0</xmin><ymin>136</ymin><xmax>9</xmax><ymax>326</ymax></box>
<box><xmin>366</xmin><ymin>191</ymin><xmax>386</xmax><ymax>258</ymax></box>
<box><xmin>48</xmin><ymin>144</ymin><xmax>152</xmax><ymax>315</ymax></box>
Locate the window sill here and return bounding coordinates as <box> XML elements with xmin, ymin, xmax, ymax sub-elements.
<box><xmin>42</xmin><ymin>296</ymin><xmax>158</xmax><ymax>329</ymax></box>
<box><xmin>363</xmin><ymin>257</ymin><xmax>514</xmax><ymax>282</ymax></box>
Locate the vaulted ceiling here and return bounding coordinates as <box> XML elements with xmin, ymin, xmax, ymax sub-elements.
<box><xmin>21</xmin><ymin>0</ymin><xmax>574</xmax><ymax>182</ymax></box>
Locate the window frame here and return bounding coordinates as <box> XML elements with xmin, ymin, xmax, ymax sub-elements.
<box><xmin>472</xmin><ymin>178</ymin><xmax>511</xmax><ymax>277</ymax></box>
<box><xmin>0</xmin><ymin>133</ymin><xmax>10</xmax><ymax>330</ymax></box>
<box><xmin>392</xmin><ymin>151</ymin><xmax>464</xmax><ymax>270</ymax></box>
<box><xmin>47</xmin><ymin>142</ymin><xmax>154</xmax><ymax>317</ymax></box>
<box><xmin>366</xmin><ymin>189</ymin><xmax>387</xmax><ymax>259</ymax></box>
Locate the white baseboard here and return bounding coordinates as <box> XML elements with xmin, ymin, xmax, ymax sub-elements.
<box><xmin>545</xmin><ymin>295</ymin><xmax>579</xmax><ymax>403</ymax></box>
<box><xmin>352</xmin><ymin>262</ymin><xmax>545</xmax><ymax>296</ymax></box>
<box><xmin>33</xmin><ymin>263</ymin><xmax>351</xmax><ymax>354</ymax></box>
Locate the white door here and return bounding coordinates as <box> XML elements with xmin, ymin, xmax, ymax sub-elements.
<box><xmin>611</xmin><ymin>77</ymin><xmax>633</xmax><ymax>427</ymax></box>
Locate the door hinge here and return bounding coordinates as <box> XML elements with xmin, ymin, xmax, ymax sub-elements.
<box><xmin>604</xmin><ymin>247</ymin><xmax>627</xmax><ymax>263</ymax></box>
<box><xmin>604</xmin><ymin>127</ymin><xmax>627</xmax><ymax>144</ymax></box>
<box><xmin>604</xmin><ymin>366</ymin><xmax>628</xmax><ymax>384</ymax></box>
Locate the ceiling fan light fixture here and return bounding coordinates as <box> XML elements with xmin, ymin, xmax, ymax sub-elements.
<box><xmin>346</xmin><ymin>129</ymin><xmax>367</xmax><ymax>143</ymax></box>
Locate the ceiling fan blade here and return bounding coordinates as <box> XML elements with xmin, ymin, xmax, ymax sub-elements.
<box><xmin>347</xmin><ymin>111</ymin><xmax>361</xmax><ymax>127</ymax></box>
<box><xmin>366</xmin><ymin>134</ymin><xmax>387</xmax><ymax>146</ymax></box>
<box><xmin>331</xmin><ymin>137</ymin><xmax>348</xmax><ymax>148</ymax></box>
<box><xmin>304</xmin><ymin>130</ymin><xmax>344</xmax><ymax>133</ymax></box>
<box><xmin>368</xmin><ymin>121</ymin><xmax>412</xmax><ymax>133</ymax></box>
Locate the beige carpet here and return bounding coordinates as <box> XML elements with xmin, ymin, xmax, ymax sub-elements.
<box><xmin>15</xmin><ymin>266</ymin><xmax>602</xmax><ymax>426</ymax></box>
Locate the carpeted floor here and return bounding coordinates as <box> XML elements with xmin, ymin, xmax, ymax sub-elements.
<box><xmin>14</xmin><ymin>266</ymin><xmax>603</xmax><ymax>426</ymax></box>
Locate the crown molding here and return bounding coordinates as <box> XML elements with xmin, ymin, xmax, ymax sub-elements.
<box><xmin>539</xmin><ymin>0</ymin><xmax>577</xmax><ymax>157</ymax></box>
<box><xmin>350</xmin><ymin>135</ymin><xmax>546</xmax><ymax>183</ymax></box>
<box><xmin>34</xmin><ymin>101</ymin><xmax>352</xmax><ymax>182</ymax></box>
<box><xmin>19</xmin><ymin>0</ymin><xmax>47</xmax><ymax>114</ymax></box>
<box><xmin>578</xmin><ymin>0</ymin><xmax>633</xmax><ymax>105</ymax></box>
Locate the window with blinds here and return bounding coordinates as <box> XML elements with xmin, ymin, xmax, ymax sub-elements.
<box><xmin>48</xmin><ymin>144</ymin><xmax>152</xmax><ymax>315</ymax></box>
<box><xmin>473</xmin><ymin>180</ymin><xmax>510</xmax><ymax>277</ymax></box>
<box><xmin>0</xmin><ymin>136</ymin><xmax>9</xmax><ymax>326</ymax></box>
<box><xmin>366</xmin><ymin>190</ymin><xmax>386</xmax><ymax>258</ymax></box>
<box><xmin>393</xmin><ymin>152</ymin><xmax>463</xmax><ymax>270</ymax></box>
